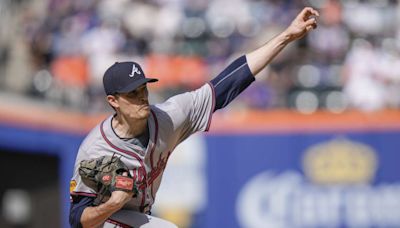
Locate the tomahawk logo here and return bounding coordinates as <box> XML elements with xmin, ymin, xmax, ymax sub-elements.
<box><xmin>129</xmin><ymin>64</ymin><xmax>142</xmax><ymax>77</ymax></box>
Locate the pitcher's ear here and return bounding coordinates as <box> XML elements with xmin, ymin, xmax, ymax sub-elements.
<box><xmin>106</xmin><ymin>94</ymin><xmax>119</xmax><ymax>110</ymax></box>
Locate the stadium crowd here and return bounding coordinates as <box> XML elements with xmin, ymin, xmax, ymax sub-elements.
<box><xmin>0</xmin><ymin>0</ymin><xmax>399</xmax><ymax>113</ymax></box>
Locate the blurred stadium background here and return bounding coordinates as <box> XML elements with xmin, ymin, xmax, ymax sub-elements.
<box><xmin>0</xmin><ymin>0</ymin><xmax>400</xmax><ymax>227</ymax></box>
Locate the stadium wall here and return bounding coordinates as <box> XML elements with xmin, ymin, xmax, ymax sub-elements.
<box><xmin>0</xmin><ymin>108</ymin><xmax>399</xmax><ymax>228</ymax></box>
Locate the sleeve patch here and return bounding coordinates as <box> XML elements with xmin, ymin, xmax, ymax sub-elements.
<box><xmin>70</xmin><ymin>180</ymin><xmax>77</xmax><ymax>193</ymax></box>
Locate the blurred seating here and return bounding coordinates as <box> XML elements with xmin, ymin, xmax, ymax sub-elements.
<box><xmin>0</xmin><ymin>0</ymin><xmax>399</xmax><ymax>113</ymax></box>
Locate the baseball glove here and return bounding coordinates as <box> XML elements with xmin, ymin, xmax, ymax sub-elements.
<box><xmin>79</xmin><ymin>155</ymin><xmax>138</xmax><ymax>204</ymax></box>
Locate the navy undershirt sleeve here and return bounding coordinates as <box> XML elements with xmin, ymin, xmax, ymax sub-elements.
<box><xmin>69</xmin><ymin>196</ymin><xmax>95</xmax><ymax>228</ymax></box>
<box><xmin>210</xmin><ymin>55</ymin><xmax>255</xmax><ymax>111</ymax></box>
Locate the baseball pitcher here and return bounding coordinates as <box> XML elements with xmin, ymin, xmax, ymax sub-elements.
<box><xmin>69</xmin><ymin>7</ymin><xmax>319</xmax><ymax>228</ymax></box>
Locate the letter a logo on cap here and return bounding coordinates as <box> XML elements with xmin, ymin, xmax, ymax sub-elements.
<box><xmin>129</xmin><ymin>64</ymin><xmax>141</xmax><ymax>78</ymax></box>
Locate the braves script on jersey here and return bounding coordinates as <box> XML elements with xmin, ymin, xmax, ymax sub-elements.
<box><xmin>70</xmin><ymin>83</ymin><xmax>215</xmax><ymax>213</ymax></box>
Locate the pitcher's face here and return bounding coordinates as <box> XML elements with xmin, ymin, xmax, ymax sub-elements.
<box><xmin>108</xmin><ymin>85</ymin><xmax>150</xmax><ymax>120</ymax></box>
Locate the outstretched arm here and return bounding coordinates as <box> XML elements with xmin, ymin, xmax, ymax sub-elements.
<box><xmin>210</xmin><ymin>7</ymin><xmax>319</xmax><ymax>111</ymax></box>
<box><xmin>247</xmin><ymin>7</ymin><xmax>319</xmax><ymax>75</ymax></box>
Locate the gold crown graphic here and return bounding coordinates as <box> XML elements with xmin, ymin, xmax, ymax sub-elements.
<box><xmin>303</xmin><ymin>138</ymin><xmax>378</xmax><ymax>185</ymax></box>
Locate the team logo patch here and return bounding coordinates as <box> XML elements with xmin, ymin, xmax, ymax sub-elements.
<box><xmin>70</xmin><ymin>180</ymin><xmax>77</xmax><ymax>193</ymax></box>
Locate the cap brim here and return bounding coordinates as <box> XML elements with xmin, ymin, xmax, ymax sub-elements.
<box><xmin>117</xmin><ymin>78</ymin><xmax>158</xmax><ymax>94</ymax></box>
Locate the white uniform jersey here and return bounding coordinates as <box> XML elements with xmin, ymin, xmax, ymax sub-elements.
<box><xmin>70</xmin><ymin>83</ymin><xmax>215</xmax><ymax>213</ymax></box>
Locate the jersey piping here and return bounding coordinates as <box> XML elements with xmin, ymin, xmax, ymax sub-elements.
<box><xmin>149</xmin><ymin>109</ymin><xmax>159</xmax><ymax>169</ymax></box>
<box><xmin>100</xmin><ymin>120</ymin><xmax>148</xmax><ymax>207</ymax></box>
<box><xmin>206</xmin><ymin>82</ymin><xmax>216</xmax><ymax>130</ymax></box>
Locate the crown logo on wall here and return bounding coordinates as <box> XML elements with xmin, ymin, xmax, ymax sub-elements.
<box><xmin>302</xmin><ymin>138</ymin><xmax>378</xmax><ymax>185</ymax></box>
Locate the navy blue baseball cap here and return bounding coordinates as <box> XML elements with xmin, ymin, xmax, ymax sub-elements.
<box><xmin>103</xmin><ymin>62</ymin><xmax>158</xmax><ymax>95</ymax></box>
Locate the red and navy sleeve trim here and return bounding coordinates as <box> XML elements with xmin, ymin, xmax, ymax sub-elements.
<box><xmin>105</xmin><ymin>218</ymin><xmax>133</xmax><ymax>228</ymax></box>
<box><xmin>210</xmin><ymin>55</ymin><xmax>255</xmax><ymax>111</ymax></box>
<box><xmin>205</xmin><ymin>82</ymin><xmax>215</xmax><ymax>131</ymax></box>
<box><xmin>69</xmin><ymin>195</ymin><xmax>95</xmax><ymax>228</ymax></box>
<box><xmin>70</xmin><ymin>191</ymin><xmax>97</xmax><ymax>197</ymax></box>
